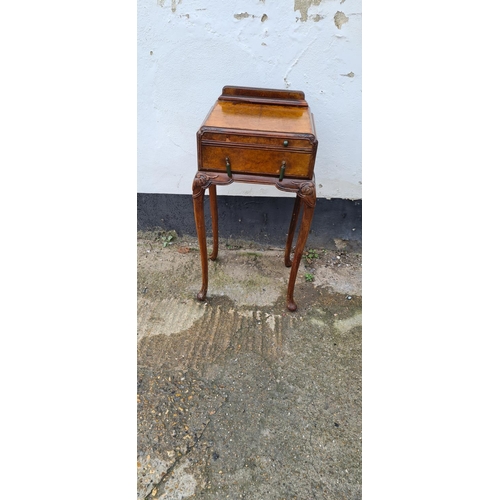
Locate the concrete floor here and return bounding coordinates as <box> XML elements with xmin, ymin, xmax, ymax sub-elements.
<box><xmin>137</xmin><ymin>231</ymin><xmax>362</xmax><ymax>499</ymax></box>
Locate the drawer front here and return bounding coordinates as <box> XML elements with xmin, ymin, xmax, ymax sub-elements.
<box><xmin>199</xmin><ymin>145</ymin><xmax>313</xmax><ymax>179</ymax></box>
<box><xmin>201</xmin><ymin>132</ymin><xmax>313</xmax><ymax>150</ymax></box>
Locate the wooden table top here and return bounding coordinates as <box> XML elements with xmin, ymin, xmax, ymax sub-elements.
<box><xmin>203</xmin><ymin>101</ymin><xmax>315</xmax><ymax>136</ymax></box>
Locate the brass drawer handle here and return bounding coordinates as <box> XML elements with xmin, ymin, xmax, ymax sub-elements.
<box><xmin>279</xmin><ymin>160</ymin><xmax>286</xmax><ymax>181</ymax></box>
<box><xmin>225</xmin><ymin>157</ymin><xmax>232</xmax><ymax>177</ymax></box>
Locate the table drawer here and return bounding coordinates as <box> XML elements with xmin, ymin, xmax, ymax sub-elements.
<box><xmin>199</xmin><ymin>144</ymin><xmax>314</xmax><ymax>179</ymax></box>
<box><xmin>201</xmin><ymin>131</ymin><xmax>314</xmax><ymax>150</ymax></box>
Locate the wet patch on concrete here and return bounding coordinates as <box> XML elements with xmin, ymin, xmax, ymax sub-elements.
<box><xmin>137</xmin><ymin>297</ymin><xmax>207</xmax><ymax>342</ymax></box>
<box><xmin>196</xmin><ymin>250</ymin><xmax>290</xmax><ymax>306</ymax></box>
<box><xmin>138</xmin><ymin>295</ymin><xmax>291</xmax><ymax>371</ymax></box>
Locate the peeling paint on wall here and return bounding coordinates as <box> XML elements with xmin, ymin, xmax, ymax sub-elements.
<box><xmin>234</xmin><ymin>12</ymin><xmax>251</xmax><ymax>20</ymax></box>
<box><xmin>312</xmin><ymin>14</ymin><xmax>325</xmax><ymax>22</ymax></box>
<box><xmin>171</xmin><ymin>0</ymin><xmax>181</xmax><ymax>13</ymax></box>
<box><xmin>334</xmin><ymin>11</ymin><xmax>349</xmax><ymax>29</ymax></box>
<box><xmin>342</xmin><ymin>72</ymin><xmax>355</xmax><ymax>77</ymax></box>
<box><xmin>234</xmin><ymin>12</ymin><xmax>265</xmax><ymax>20</ymax></box>
<box><xmin>294</xmin><ymin>0</ymin><xmax>323</xmax><ymax>22</ymax></box>
<box><xmin>157</xmin><ymin>0</ymin><xmax>182</xmax><ymax>11</ymax></box>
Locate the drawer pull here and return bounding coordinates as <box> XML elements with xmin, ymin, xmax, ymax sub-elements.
<box><xmin>283</xmin><ymin>140</ymin><xmax>289</xmax><ymax>147</ymax></box>
<box><xmin>279</xmin><ymin>160</ymin><xmax>286</xmax><ymax>181</ymax></box>
<box><xmin>225</xmin><ymin>157</ymin><xmax>232</xmax><ymax>177</ymax></box>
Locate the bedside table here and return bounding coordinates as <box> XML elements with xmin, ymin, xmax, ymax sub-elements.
<box><xmin>192</xmin><ymin>86</ymin><xmax>318</xmax><ymax>311</ymax></box>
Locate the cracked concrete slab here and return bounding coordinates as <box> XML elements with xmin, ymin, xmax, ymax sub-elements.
<box><xmin>137</xmin><ymin>231</ymin><xmax>362</xmax><ymax>499</ymax></box>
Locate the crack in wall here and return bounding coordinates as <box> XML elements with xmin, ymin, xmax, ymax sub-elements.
<box><xmin>283</xmin><ymin>38</ymin><xmax>317</xmax><ymax>88</ymax></box>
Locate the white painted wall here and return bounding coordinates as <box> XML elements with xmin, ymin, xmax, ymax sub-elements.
<box><xmin>138</xmin><ymin>0</ymin><xmax>361</xmax><ymax>199</ymax></box>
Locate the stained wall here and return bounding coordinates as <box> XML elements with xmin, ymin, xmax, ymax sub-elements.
<box><xmin>138</xmin><ymin>0</ymin><xmax>361</xmax><ymax>200</ymax></box>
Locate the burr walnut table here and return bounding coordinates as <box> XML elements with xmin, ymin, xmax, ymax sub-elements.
<box><xmin>192</xmin><ymin>85</ymin><xmax>318</xmax><ymax>311</ymax></box>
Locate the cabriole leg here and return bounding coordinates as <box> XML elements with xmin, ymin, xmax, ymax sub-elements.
<box><xmin>285</xmin><ymin>195</ymin><xmax>302</xmax><ymax>267</ymax></box>
<box><xmin>286</xmin><ymin>182</ymin><xmax>316</xmax><ymax>311</ymax></box>
<box><xmin>193</xmin><ymin>174</ymin><xmax>210</xmax><ymax>301</ymax></box>
<box><xmin>208</xmin><ymin>184</ymin><xmax>218</xmax><ymax>260</ymax></box>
